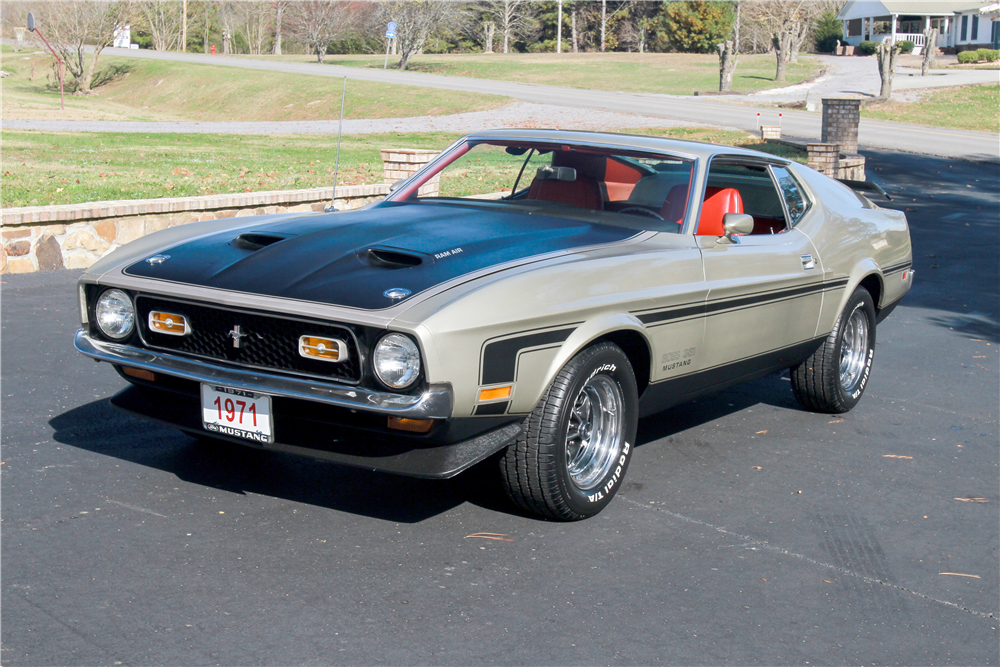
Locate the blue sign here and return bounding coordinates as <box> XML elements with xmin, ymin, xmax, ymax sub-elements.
<box><xmin>386</xmin><ymin>21</ymin><xmax>397</xmax><ymax>39</ymax></box>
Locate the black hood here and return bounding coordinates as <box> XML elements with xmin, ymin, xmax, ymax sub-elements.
<box><xmin>124</xmin><ymin>201</ymin><xmax>637</xmax><ymax>310</ymax></box>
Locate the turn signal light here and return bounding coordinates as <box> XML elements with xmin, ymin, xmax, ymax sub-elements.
<box><xmin>122</xmin><ymin>366</ymin><xmax>157</xmax><ymax>382</ymax></box>
<box><xmin>387</xmin><ymin>417</ymin><xmax>435</xmax><ymax>433</ymax></box>
<box><xmin>478</xmin><ymin>386</ymin><xmax>512</xmax><ymax>402</ymax></box>
<box><xmin>299</xmin><ymin>336</ymin><xmax>347</xmax><ymax>362</ymax></box>
<box><xmin>149</xmin><ymin>311</ymin><xmax>189</xmax><ymax>336</ymax></box>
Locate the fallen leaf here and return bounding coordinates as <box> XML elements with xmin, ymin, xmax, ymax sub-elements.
<box><xmin>829</xmin><ymin>419</ymin><xmax>844</xmax><ymax>424</ymax></box>
<box><xmin>465</xmin><ymin>533</ymin><xmax>513</xmax><ymax>542</ymax></box>
<box><xmin>939</xmin><ymin>572</ymin><xmax>980</xmax><ymax>578</ymax></box>
<box><xmin>882</xmin><ymin>455</ymin><xmax>913</xmax><ymax>459</ymax></box>
<box><xmin>823</xmin><ymin>580</ymin><xmax>833</xmax><ymax>584</ymax></box>
<box><xmin>954</xmin><ymin>497</ymin><xmax>988</xmax><ymax>503</ymax></box>
<box><xmin>751</xmin><ymin>466</ymin><xmax>762</xmax><ymax>470</ymax></box>
<box><xmin>760</xmin><ymin>578</ymin><xmax>766</xmax><ymax>581</ymax></box>
<box><xmin>973</xmin><ymin>356</ymin><xmax>986</xmax><ymax>358</ymax></box>
<box><xmin>756</xmin><ymin>430</ymin><xmax>768</xmax><ymax>434</ymax></box>
<box><xmin>970</xmin><ymin>339</ymin><xmax>986</xmax><ymax>342</ymax></box>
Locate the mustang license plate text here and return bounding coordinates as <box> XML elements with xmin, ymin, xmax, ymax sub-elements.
<box><xmin>201</xmin><ymin>385</ymin><xmax>273</xmax><ymax>444</ymax></box>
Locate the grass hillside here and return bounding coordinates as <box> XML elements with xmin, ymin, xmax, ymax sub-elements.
<box><xmin>0</xmin><ymin>48</ymin><xmax>511</xmax><ymax>123</ymax></box>
<box><xmin>1</xmin><ymin>128</ymin><xmax>803</xmax><ymax>208</ymax></box>
<box><xmin>271</xmin><ymin>52</ymin><xmax>821</xmax><ymax>96</ymax></box>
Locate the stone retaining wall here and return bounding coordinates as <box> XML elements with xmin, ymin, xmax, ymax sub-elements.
<box><xmin>1</xmin><ymin>184</ymin><xmax>389</xmax><ymax>274</ymax></box>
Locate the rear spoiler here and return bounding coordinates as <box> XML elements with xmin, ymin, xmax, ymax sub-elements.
<box><xmin>837</xmin><ymin>178</ymin><xmax>893</xmax><ymax>201</ymax></box>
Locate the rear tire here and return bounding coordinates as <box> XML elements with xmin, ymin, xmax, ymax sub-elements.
<box><xmin>791</xmin><ymin>287</ymin><xmax>876</xmax><ymax>413</ymax></box>
<box><xmin>500</xmin><ymin>342</ymin><xmax>639</xmax><ymax>520</ymax></box>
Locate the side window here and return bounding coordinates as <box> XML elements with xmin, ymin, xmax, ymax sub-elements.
<box><xmin>702</xmin><ymin>160</ymin><xmax>787</xmax><ymax>235</ymax></box>
<box><xmin>771</xmin><ymin>166</ymin><xmax>810</xmax><ymax>226</ymax></box>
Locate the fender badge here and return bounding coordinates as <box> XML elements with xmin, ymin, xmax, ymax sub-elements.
<box><xmin>384</xmin><ymin>287</ymin><xmax>411</xmax><ymax>300</ymax></box>
<box><xmin>146</xmin><ymin>254</ymin><xmax>170</xmax><ymax>265</ymax></box>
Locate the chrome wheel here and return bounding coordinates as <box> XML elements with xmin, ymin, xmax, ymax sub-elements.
<box><xmin>839</xmin><ymin>304</ymin><xmax>869</xmax><ymax>392</ymax></box>
<box><xmin>565</xmin><ymin>374</ymin><xmax>624</xmax><ymax>490</ymax></box>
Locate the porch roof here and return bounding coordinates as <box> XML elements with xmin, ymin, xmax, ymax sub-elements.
<box><xmin>837</xmin><ymin>1</ymin><xmax>987</xmax><ymax>20</ymax></box>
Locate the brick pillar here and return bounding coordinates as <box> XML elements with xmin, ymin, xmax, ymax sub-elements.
<box><xmin>381</xmin><ymin>148</ymin><xmax>441</xmax><ymax>197</ymax></box>
<box><xmin>821</xmin><ymin>98</ymin><xmax>861</xmax><ymax>155</ymax></box>
<box><xmin>808</xmin><ymin>142</ymin><xmax>841</xmax><ymax>177</ymax></box>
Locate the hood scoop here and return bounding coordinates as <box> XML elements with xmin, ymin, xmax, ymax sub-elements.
<box><xmin>360</xmin><ymin>247</ymin><xmax>431</xmax><ymax>270</ymax></box>
<box><xmin>231</xmin><ymin>233</ymin><xmax>291</xmax><ymax>252</ymax></box>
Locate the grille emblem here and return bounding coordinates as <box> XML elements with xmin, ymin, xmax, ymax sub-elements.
<box><xmin>229</xmin><ymin>325</ymin><xmax>248</xmax><ymax>349</ymax></box>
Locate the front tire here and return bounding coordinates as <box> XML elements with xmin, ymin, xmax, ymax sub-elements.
<box><xmin>500</xmin><ymin>342</ymin><xmax>639</xmax><ymax>520</ymax></box>
<box><xmin>791</xmin><ymin>287</ymin><xmax>876</xmax><ymax>413</ymax></box>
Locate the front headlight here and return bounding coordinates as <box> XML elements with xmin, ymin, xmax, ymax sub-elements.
<box><xmin>95</xmin><ymin>289</ymin><xmax>135</xmax><ymax>340</ymax></box>
<box><xmin>373</xmin><ymin>333</ymin><xmax>421</xmax><ymax>389</ymax></box>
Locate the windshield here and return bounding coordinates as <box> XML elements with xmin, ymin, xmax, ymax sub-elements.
<box><xmin>391</xmin><ymin>140</ymin><xmax>695</xmax><ymax>233</ymax></box>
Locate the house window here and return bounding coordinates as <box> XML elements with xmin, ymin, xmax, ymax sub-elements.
<box><xmin>972</xmin><ymin>15</ymin><xmax>979</xmax><ymax>41</ymax></box>
<box><xmin>961</xmin><ymin>15</ymin><xmax>968</xmax><ymax>41</ymax></box>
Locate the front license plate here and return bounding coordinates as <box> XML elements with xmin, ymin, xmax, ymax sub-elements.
<box><xmin>201</xmin><ymin>384</ymin><xmax>273</xmax><ymax>444</ymax></box>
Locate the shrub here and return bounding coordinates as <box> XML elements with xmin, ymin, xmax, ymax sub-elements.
<box><xmin>814</xmin><ymin>10</ymin><xmax>842</xmax><ymax>53</ymax></box>
<box><xmin>957</xmin><ymin>50</ymin><xmax>978</xmax><ymax>63</ymax></box>
<box><xmin>976</xmin><ymin>48</ymin><xmax>999</xmax><ymax>62</ymax></box>
<box><xmin>898</xmin><ymin>40</ymin><xmax>915</xmax><ymax>54</ymax></box>
<box><xmin>858</xmin><ymin>40</ymin><xmax>879</xmax><ymax>56</ymax></box>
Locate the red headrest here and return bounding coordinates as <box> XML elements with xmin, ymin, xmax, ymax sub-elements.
<box><xmin>696</xmin><ymin>187</ymin><xmax>744</xmax><ymax>236</ymax></box>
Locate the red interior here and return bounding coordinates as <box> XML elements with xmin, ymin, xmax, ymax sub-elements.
<box><xmin>696</xmin><ymin>187</ymin><xmax>744</xmax><ymax>236</ymax></box>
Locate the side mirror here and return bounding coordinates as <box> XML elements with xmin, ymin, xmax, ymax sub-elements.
<box><xmin>720</xmin><ymin>213</ymin><xmax>754</xmax><ymax>244</ymax></box>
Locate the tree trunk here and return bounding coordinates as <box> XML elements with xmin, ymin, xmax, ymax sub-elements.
<box><xmin>503</xmin><ymin>27</ymin><xmax>510</xmax><ymax>53</ymax></box>
<box><xmin>772</xmin><ymin>31</ymin><xmax>790</xmax><ymax>82</ymax></box>
<box><xmin>316</xmin><ymin>43</ymin><xmax>324</xmax><ymax>64</ymax></box>
<box><xmin>571</xmin><ymin>6</ymin><xmax>578</xmax><ymax>53</ymax></box>
<box><xmin>921</xmin><ymin>27</ymin><xmax>938</xmax><ymax>75</ymax></box>
<box><xmin>203</xmin><ymin>4</ymin><xmax>210</xmax><ymax>53</ymax></box>
<box><xmin>600</xmin><ymin>0</ymin><xmax>606</xmax><ymax>52</ymax></box>
<box><xmin>482</xmin><ymin>20</ymin><xmax>494</xmax><ymax>53</ymax></box>
<box><xmin>717</xmin><ymin>40</ymin><xmax>738</xmax><ymax>92</ymax></box>
<box><xmin>274</xmin><ymin>4</ymin><xmax>283</xmax><ymax>55</ymax></box>
<box><xmin>876</xmin><ymin>40</ymin><xmax>898</xmax><ymax>99</ymax></box>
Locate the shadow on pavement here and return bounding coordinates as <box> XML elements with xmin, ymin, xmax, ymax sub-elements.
<box><xmin>49</xmin><ymin>397</ymin><xmax>516</xmax><ymax>523</ymax></box>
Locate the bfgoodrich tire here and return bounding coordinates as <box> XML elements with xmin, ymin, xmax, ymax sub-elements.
<box><xmin>791</xmin><ymin>286</ymin><xmax>877</xmax><ymax>413</ymax></box>
<box><xmin>500</xmin><ymin>342</ymin><xmax>639</xmax><ymax>521</ymax></box>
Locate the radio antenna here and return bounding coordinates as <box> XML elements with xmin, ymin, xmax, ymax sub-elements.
<box><xmin>325</xmin><ymin>76</ymin><xmax>347</xmax><ymax>213</ymax></box>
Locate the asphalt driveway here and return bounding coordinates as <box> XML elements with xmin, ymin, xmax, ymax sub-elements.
<box><xmin>1</xmin><ymin>150</ymin><xmax>997</xmax><ymax>665</ymax></box>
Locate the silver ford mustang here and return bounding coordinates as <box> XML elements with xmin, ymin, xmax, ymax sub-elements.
<box><xmin>75</xmin><ymin>129</ymin><xmax>912</xmax><ymax>520</ymax></box>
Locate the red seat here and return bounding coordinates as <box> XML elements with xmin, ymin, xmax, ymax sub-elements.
<box><xmin>696</xmin><ymin>187</ymin><xmax>744</xmax><ymax>236</ymax></box>
<box><xmin>659</xmin><ymin>184</ymin><xmax>689</xmax><ymax>225</ymax></box>
<box><xmin>527</xmin><ymin>176</ymin><xmax>604</xmax><ymax>210</ymax></box>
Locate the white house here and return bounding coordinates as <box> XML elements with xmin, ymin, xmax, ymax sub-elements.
<box><xmin>837</xmin><ymin>1</ymin><xmax>1000</xmax><ymax>51</ymax></box>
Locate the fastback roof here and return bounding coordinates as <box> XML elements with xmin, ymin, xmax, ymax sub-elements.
<box><xmin>463</xmin><ymin>128</ymin><xmax>782</xmax><ymax>162</ymax></box>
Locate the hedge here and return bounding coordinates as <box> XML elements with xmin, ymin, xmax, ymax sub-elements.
<box><xmin>858</xmin><ymin>40</ymin><xmax>879</xmax><ymax>56</ymax></box>
<box><xmin>898</xmin><ymin>40</ymin><xmax>915</xmax><ymax>54</ymax></box>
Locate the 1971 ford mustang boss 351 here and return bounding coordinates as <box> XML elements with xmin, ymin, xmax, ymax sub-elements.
<box><xmin>75</xmin><ymin>129</ymin><xmax>912</xmax><ymax>520</ymax></box>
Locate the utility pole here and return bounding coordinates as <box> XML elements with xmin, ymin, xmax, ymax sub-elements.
<box><xmin>182</xmin><ymin>0</ymin><xmax>187</xmax><ymax>52</ymax></box>
<box><xmin>557</xmin><ymin>0</ymin><xmax>562</xmax><ymax>53</ymax></box>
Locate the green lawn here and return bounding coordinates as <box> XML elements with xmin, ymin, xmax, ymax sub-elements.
<box><xmin>0</xmin><ymin>50</ymin><xmax>511</xmax><ymax>123</ymax></box>
<box><xmin>0</xmin><ymin>128</ymin><xmax>804</xmax><ymax>208</ymax></box>
<box><xmin>861</xmin><ymin>84</ymin><xmax>1000</xmax><ymax>134</ymax></box>
<box><xmin>261</xmin><ymin>52</ymin><xmax>821</xmax><ymax>96</ymax></box>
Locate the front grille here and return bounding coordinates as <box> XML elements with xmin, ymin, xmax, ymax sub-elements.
<box><xmin>135</xmin><ymin>296</ymin><xmax>362</xmax><ymax>384</ymax></box>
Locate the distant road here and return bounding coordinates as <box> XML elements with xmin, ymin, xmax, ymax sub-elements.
<box><xmin>7</xmin><ymin>47</ymin><xmax>999</xmax><ymax>162</ymax></box>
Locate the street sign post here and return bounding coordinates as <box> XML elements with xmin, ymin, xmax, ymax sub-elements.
<box><xmin>383</xmin><ymin>21</ymin><xmax>397</xmax><ymax>69</ymax></box>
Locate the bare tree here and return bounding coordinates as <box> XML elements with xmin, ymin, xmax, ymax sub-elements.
<box><xmin>219</xmin><ymin>1</ymin><xmax>236</xmax><ymax>54</ymax></box>
<box><xmin>717</xmin><ymin>1</ymin><xmax>740</xmax><ymax>92</ymax></box>
<box><xmin>876</xmin><ymin>38</ymin><xmax>899</xmax><ymax>99</ymax></box>
<box><xmin>235</xmin><ymin>0</ymin><xmax>271</xmax><ymax>55</ymax></box>
<box><xmin>32</xmin><ymin>0</ymin><xmax>131</xmax><ymax>94</ymax></box>
<box><xmin>483</xmin><ymin>0</ymin><xmax>538</xmax><ymax>54</ymax></box>
<box><xmin>135</xmin><ymin>0</ymin><xmax>182</xmax><ymax>51</ymax></box>
<box><xmin>921</xmin><ymin>26</ymin><xmax>938</xmax><ymax>75</ymax></box>
<box><xmin>379</xmin><ymin>1</ymin><xmax>456</xmax><ymax>70</ymax></box>
<box><xmin>744</xmin><ymin>0</ymin><xmax>815</xmax><ymax>82</ymax></box>
<box><xmin>618</xmin><ymin>0</ymin><xmax>656</xmax><ymax>54</ymax></box>
<box><xmin>287</xmin><ymin>0</ymin><xmax>353</xmax><ymax>63</ymax></box>
<box><xmin>273</xmin><ymin>0</ymin><xmax>290</xmax><ymax>54</ymax></box>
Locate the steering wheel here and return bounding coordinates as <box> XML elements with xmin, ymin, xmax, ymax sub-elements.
<box><xmin>618</xmin><ymin>207</ymin><xmax>665</xmax><ymax>221</ymax></box>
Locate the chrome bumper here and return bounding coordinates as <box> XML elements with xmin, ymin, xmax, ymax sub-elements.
<box><xmin>75</xmin><ymin>330</ymin><xmax>454</xmax><ymax>419</ymax></box>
